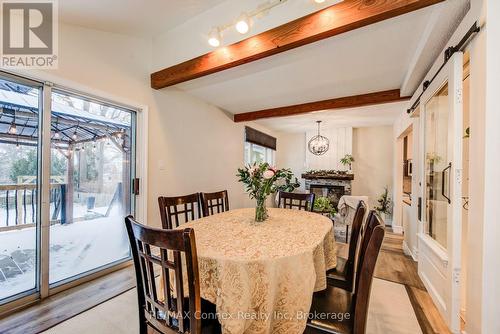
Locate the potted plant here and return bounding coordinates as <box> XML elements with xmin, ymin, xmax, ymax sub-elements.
<box><xmin>313</xmin><ymin>196</ymin><xmax>337</xmax><ymax>217</ymax></box>
<box><xmin>340</xmin><ymin>154</ymin><xmax>355</xmax><ymax>171</ymax></box>
<box><xmin>237</xmin><ymin>162</ymin><xmax>299</xmax><ymax>222</ymax></box>
<box><xmin>374</xmin><ymin>187</ymin><xmax>393</xmax><ymax>223</ymax></box>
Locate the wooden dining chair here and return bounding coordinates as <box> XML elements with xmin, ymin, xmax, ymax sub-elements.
<box><xmin>278</xmin><ymin>191</ymin><xmax>315</xmax><ymax>211</ymax></box>
<box><xmin>326</xmin><ymin>201</ymin><xmax>367</xmax><ymax>292</ymax></box>
<box><xmin>200</xmin><ymin>190</ymin><xmax>229</xmax><ymax>217</ymax></box>
<box><xmin>158</xmin><ymin>193</ymin><xmax>202</xmax><ymax>229</ymax></box>
<box><xmin>125</xmin><ymin>216</ymin><xmax>220</xmax><ymax>334</ymax></box>
<box><xmin>304</xmin><ymin>211</ymin><xmax>385</xmax><ymax>334</ymax></box>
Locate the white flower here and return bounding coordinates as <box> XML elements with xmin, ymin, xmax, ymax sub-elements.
<box><xmin>248</xmin><ymin>166</ymin><xmax>257</xmax><ymax>175</ymax></box>
<box><xmin>263</xmin><ymin>169</ymin><xmax>275</xmax><ymax>179</ymax></box>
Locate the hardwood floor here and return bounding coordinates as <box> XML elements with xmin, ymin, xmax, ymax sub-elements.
<box><xmin>374</xmin><ymin>231</ymin><xmax>451</xmax><ymax>334</ymax></box>
<box><xmin>0</xmin><ymin>266</ymin><xmax>136</xmax><ymax>334</ymax></box>
<box><xmin>374</xmin><ymin>232</ymin><xmax>426</xmax><ymax>290</ymax></box>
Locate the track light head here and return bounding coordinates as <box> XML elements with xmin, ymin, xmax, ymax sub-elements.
<box><xmin>235</xmin><ymin>13</ymin><xmax>250</xmax><ymax>34</ymax></box>
<box><xmin>208</xmin><ymin>28</ymin><xmax>222</xmax><ymax>47</ymax></box>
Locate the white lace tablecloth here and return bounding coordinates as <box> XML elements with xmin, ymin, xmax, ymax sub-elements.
<box><xmin>179</xmin><ymin>208</ymin><xmax>337</xmax><ymax>334</ymax></box>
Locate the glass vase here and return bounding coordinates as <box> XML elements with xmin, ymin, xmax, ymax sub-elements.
<box><xmin>255</xmin><ymin>197</ymin><xmax>268</xmax><ymax>222</ymax></box>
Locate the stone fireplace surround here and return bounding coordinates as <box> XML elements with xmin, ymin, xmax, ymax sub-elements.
<box><xmin>302</xmin><ymin>173</ymin><xmax>354</xmax><ymax>208</ymax></box>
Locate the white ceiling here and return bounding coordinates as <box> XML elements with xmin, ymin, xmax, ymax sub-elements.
<box><xmin>176</xmin><ymin>7</ymin><xmax>432</xmax><ymax>114</ymax></box>
<box><xmin>58</xmin><ymin>0</ymin><xmax>225</xmax><ymax>37</ymax></box>
<box><xmin>57</xmin><ymin>0</ymin><xmax>469</xmax><ymax>133</ymax></box>
<box><xmin>170</xmin><ymin>0</ymin><xmax>469</xmax><ymax>133</ymax></box>
<box><xmin>256</xmin><ymin>101</ymin><xmax>408</xmax><ymax>133</ymax></box>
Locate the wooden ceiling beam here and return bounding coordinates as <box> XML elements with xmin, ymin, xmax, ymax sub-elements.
<box><xmin>233</xmin><ymin>89</ymin><xmax>410</xmax><ymax>122</ymax></box>
<box><xmin>151</xmin><ymin>0</ymin><xmax>444</xmax><ymax>89</ymax></box>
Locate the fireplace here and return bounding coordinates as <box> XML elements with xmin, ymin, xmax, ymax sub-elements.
<box><xmin>310</xmin><ymin>185</ymin><xmax>346</xmax><ymax>208</ymax></box>
<box><xmin>302</xmin><ymin>172</ymin><xmax>354</xmax><ymax>209</ymax></box>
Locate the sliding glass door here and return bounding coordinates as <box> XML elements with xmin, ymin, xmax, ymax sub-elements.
<box><xmin>0</xmin><ymin>76</ymin><xmax>42</xmax><ymax>302</ymax></box>
<box><xmin>48</xmin><ymin>89</ymin><xmax>134</xmax><ymax>285</ymax></box>
<box><xmin>0</xmin><ymin>72</ymin><xmax>137</xmax><ymax>308</ymax></box>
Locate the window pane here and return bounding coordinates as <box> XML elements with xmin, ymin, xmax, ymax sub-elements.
<box><xmin>0</xmin><ymin>78</ymin><xmax>40</xmax><ymax>301</ymax></box>
<box><xmin>49</xmin><ymin>90</ymin><xmax>134</xmax><ymax>284</ymax></box>
<box><xmin>244</xmin><ymin>142</ymin><xmax>275</xmax><ymax>166</ymax></box>
<box><xmin>424</xmin><ymin>83</ymin><xmax>448</xmax><ymax>249</ymax></box>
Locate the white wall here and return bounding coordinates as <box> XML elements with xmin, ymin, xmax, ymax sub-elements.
<box><xmin>277</xmin><ymin>132</ymin><xmax>306</xmax><ymax>190</ymax></box>
<box><xmin>351</xmin><ymin>126</ymin><xmax>394</xmax><ymax>209</ymax></box>
<box><xmin>148</xmin><ymin>89</ymin><xmax>279</xmax><ymax>223</ymax></box>
<box><xmin>18</xmin><ymin>22</ymin><xmax>278</xmax><ymax>229</ymax></box>
<box><xmin>475</xmin><ymin>0</ymin><xmax>500</xmax><ymax>332</ymax></box>
<box><xmin>305</xmin><ymin>127</ymin><xmax>353</xmax><ymax>171</ymax></box>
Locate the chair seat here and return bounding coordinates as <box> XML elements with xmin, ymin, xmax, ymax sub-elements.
<box><xmin>326</xmin><ymin>257</ymin><xmax>352</xmax><ymax>291</ymax></box>
<box><xmin>158</xmin><ymin>298</ymin><xmax>220</xmax><ymax>334</ymax></box>
<box><xmin>182</xmin><ymin>298</ymin><xmax>220</xmax><ymax>334</ymax></box>
<box><xmin>305</xmin><ymin>285</ymin><xmax>354</xmax><ymax>334</ymax></box>
<box><xmin>200</xmin><ymin>299</ymin><xmax>221</xmax><ymax>334</ymax></box>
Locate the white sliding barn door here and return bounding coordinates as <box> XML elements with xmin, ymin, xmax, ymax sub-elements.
<box><xmin>418</xmin><ymin>52</ymin><xmax>463</xmax><ymax>333</ymax></box>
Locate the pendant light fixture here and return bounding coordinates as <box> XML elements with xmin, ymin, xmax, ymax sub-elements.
<box><xmin>308</xmin><ymin>121</ymin><xmax>329</xmax><ymax>156</ymax></box>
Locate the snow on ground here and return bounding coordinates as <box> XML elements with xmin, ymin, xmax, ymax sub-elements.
<box><xmin>0</xmin><ymin>206</ymin><xmax>129</xmax><ymax>300</ymax></box>
<box><xmin>0</xmin><ymin>203</ymin><xmax>98</xmax><ymax>228</ymax></box>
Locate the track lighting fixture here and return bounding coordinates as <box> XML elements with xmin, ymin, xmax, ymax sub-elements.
<box><xmin>206</xmin><ymin>1</ymin><xmax>342</xmax><ymax>46</ymax></box>
<box><xmin>207</xmin><ymin>0</ymin><xmax>289</xmax><ymax>46</ymax></box>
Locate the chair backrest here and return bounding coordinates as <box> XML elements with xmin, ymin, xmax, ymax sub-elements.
<box><xmin>345</xmin><ymin>200</ymin><xmax>367</xmax><ymax>284</ymax></box>
<box><xmin>352</xmin><ymin>211</ymin><xmax>385</xmax><ymax>334</ymax></box>
<box><xmin>200</xmin><ymin>190</ymin><xmax>229</xmax><ymax>217</ymax></box>
<box><xmin>278</xmin><ymin>191</ymin><xmax>315</xmax><ymax>211</ymax></box>
<box><xmin>158</xmin><ymin>193</ymin><xmax>202</xmax><ymax>229</ymax></box>
<box><xmin>125</xmin><ymin>216</ymin><xmax>201</xmax><ymax>334</ymax></box>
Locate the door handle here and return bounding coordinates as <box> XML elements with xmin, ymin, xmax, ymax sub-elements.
<box><xmin>441</xmin><ymin>163</ymin><xmax>451</xmax><ymax>204</ymax></box>
<box><xmin>132</xmin><ymin>178</ymin><xmax>140</xmax><ymax>195</ymax></box>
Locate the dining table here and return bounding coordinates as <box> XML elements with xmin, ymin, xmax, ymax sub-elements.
<box><xmin>176</xmin><ymin>207</ymin><xmax>337</xmax><ymax>334</ymax></box>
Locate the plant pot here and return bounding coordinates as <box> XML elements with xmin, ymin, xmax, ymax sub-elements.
<box><xmin>381</xmin><ymin>212</ymin><xmax>392</xmax><ymax>225</ymax></box>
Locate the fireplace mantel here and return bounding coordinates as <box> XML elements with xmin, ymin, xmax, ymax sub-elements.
<box><xmin>301</xmin><ymin>173</ymin><xmax>354</xmax><ymax>181</ymax></box>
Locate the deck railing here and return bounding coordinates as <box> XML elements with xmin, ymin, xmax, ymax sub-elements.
<box><xmin>0</xmin><ymin>184</ymin><xmax>66</xmax><ymax>232</ymax></box>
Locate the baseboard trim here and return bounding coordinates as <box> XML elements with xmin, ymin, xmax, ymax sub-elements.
<box><xmin>392</xmin><ymin>225</ymin><xmax>404</xmax><ymax>234</ymax></box>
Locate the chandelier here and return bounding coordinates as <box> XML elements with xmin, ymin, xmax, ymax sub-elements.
<box><xmin>308</xmin><ymin>121</ymin><xmax>329</xmax><ymax>156</ymax></box>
